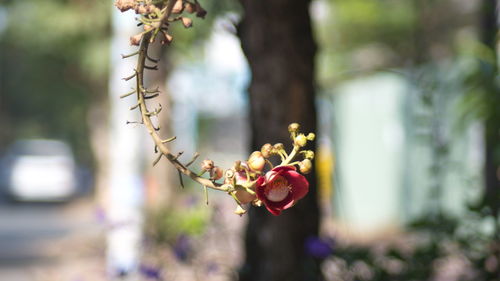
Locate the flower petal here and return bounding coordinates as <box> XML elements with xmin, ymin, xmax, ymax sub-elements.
<box><xmin>284</xmin><ymin>170</ymin><xmax>309</xmax><ymax>201</ymax></box>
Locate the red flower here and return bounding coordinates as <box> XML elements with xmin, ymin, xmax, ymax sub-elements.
<box><xmin>255</xmin><ymin>166</ymin><xmax>309</xmax><ymax>215</ymax></box>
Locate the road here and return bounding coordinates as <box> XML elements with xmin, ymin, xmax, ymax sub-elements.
<box><xmin>0</xmin><ymin>198</ymin><xmax>106</xmax><ymax>281</ymax></box>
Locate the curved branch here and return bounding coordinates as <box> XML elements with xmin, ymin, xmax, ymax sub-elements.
<box><xmin>135</xmin><ymin>32</ymin><xmax>229</xmax><ymax>192</ymax></box>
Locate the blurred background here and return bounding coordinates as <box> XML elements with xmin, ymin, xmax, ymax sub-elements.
<box><xmin>0</xmin><ymin>0</ymin><xmax>498</xmax><ymax>280</ymax></box>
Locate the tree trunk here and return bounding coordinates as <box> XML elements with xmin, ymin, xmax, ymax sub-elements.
<box><xmin>237</xmin><ymin>1</ymin><xmax>322</xmax><ymax>280</ymax></box>
<box><xmin>481</xmin><ymin>0</ymin><xmax>499</xmax><ymax>233</ymax></box>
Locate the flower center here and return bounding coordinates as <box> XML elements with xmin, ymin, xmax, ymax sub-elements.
<box><xmin>265</xmin><ymin>175</ymin><xmax>291</xmax><ymax>202</ymax></box>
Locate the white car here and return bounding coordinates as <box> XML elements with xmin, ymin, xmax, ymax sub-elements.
<box><xmin>2</xmin><ymin>139</ymin><xmax>78</xmax><ymax>201</ymax></box>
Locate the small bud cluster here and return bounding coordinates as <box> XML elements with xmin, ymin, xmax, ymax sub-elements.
<box><xmin>197</xmin><ymin>123</ymin><xmax>315</xmax><ymax>216</ymax></box>
<box><xmin>114</xmin><ymin>0</ymin><xmax>207</xmax><ymax>46</ymax></box>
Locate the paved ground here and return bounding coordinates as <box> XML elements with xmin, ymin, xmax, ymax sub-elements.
<box><xmin>0</xmin><ymin>197</ymin><xmax>107</xmax><ymax>281</ymax></box>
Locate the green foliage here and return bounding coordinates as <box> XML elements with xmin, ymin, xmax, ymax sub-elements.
<box><xmin>0</xmin><ymin>0</ymin><xmax>110</xmax><ymax>163</ymax></box>
<box><xmin>145</xmin><ymin>203</ymin><xmax>210</xmax><ymax>244</ymax></box>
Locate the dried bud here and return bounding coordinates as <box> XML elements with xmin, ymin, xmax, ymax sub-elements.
<box><xmin>288</xmin><ymin>123</ymin><xmax>300</xmax><ymax>133</ymax></box>
<box><xmin>114</xmin><ymin>0</ymin><xmax>135</xmax><ymax>12</ymax></box>
<box><xmin>234</xmin><ymin>205</ymin><xmax>247</xmax><ymax>216</ymax></box>
<box><xmin>185</xmin><ymin>2</ymin><xmax>195</xmax><ymax>13</ymax></box>
<box><xmin>181</xmin><ymin>17</ymin><xmax>193</xmax><ymax>28</ymax></box>
<box><xmin>194</xmin><ymin>1</ymin><xmax>207</xmax><ymax>18</ymax></box>
<box><xmin>161</xmin><ymin>32</ymin><xmax>173</xmax><ymax>45</ymax></box>
<box><xmin>306</xmin><ymin>133</ymin><xmax>315</xmax><ymax>141</ymax></box>
<box><xmin>294</xmin><ymin>134</ymin><xmax>307</xmax><ymax>147</ymax></box>
<box><xmin>299</xmin><ymin>159</ymin><xmax>312</xmax><ymax>174</ymax></box>
<box><xmin>143</xmin><ymin>24</ymin><xmax>153</xmax><ymax>32</ymax></box>
<box><xmin>260</xmin><ymin>143</ymin><xmax>273</xmax><ymax>158</ymax></box>
<box><xmin>172</xmin><ymin>0</ymin><xmax>184</xmax><ymax>14</ymax></box>
<box><xmin>136</xmin><ymin>5</ymin><xmax>148</xmax><ymax>14</ymax></box>
<box><xmin>303</xmin><ymin>150</ymin><xmax>315</xmax><ymax>160</ymax></box>
<box><xmin>225</xmin><ymin>169</ymin><xmax>235</xmax><ymax>179</ymax></box>
<box><xmin>129</xmin><ymin>33</ymin><xmax>143</xmax><ymax>46</ymax></box>
<box><xmin>251</xmin><ymin>199</ymin><xmax>262</xmax><ymax>207</ymax></box>
<box><xmin>274</xmin><ymin>143</ymin><xmax>284</xmax><ymax>150</ymax></box>
<box><xmin>248</xmin><ymin>151</ymin><xmax>265</xmax><ymax>171</ymax></box>
<box><xmin>211</xmin><ymin>166</ymin><xmax>223</xmax><ymax>180</ymax></box>
<box><xmin>201</xmin><ymin>159</ymin><xmax>214</xmax><ymax>170</ymax></box>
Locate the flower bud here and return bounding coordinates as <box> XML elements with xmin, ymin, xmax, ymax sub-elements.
<box><xmin>295</xmin><ymin>134</ymin><xmax>307</xmax><ymax>147</ymax></box>
<box><xmin>129</xmin><ymin>33</ymin><xmax>143</xmax><ymax>46</ymax></box>
<box><xmin>172</xmin><ymin>0</ymin><xmax>184</xmax><ymax>14</ymax></box>
<box><xmin>181</xmin><ymin>17</ymin><xmax>193</xmax><ymax>28</ymax></box>
<box><xmin>136</xmin><ymin>5</ymin><xmax>148</xmax><ymax>14</ymax></box>
<box><xmin>306</xmin><ymin>133</ymin><xmax>315</xmax><ymax>141</ymax></box>
<box><xmin>225</xmin><ymin>169</ymin><xmax>235</xmax><ymax>179</ymax></box>
<box><xmin>274</xmin><ymin>143</ymin><xmax>284</xmax><ymax>150</ymax></box>
<box><xmin>114</xmin><ymin>0</ymin><xmax>135</xmax><ymax>12</ymax></box>
<box><xmin>211</xmin><ymin>166</ymin><xmax>223</xmax><ymax>180</ymax></box>
<box><xmin>261</xmin><ymin>143</ymin><xmax>273</xmax><ymax>158</ymax></box>
<box><xmin>201</xmin><ymin>159</ymin><xmax>214</xmax><ymax>171</ymax></box>
<box><xmin>288</xmin><ymin>123</ymin><xmax>300</xmax><ymax>133</ymax></box>
<box><xmin>161</xmin><ymin>32</ymin><xmax>173</xmax><ymax>45</ymax></box>
<box><xmin>248</xmin><ymin>151</ymin><xmax>265</xmax><ymax>171</ymax></box>
<box><xmin>234</xmin><ymin>205</ymin><xmax>247</xmax><ymax>216</ymax></box>
<box><xmin>299</xmin><ymin>159</ymin><xmax>312</xmax><ymax>174</ymax></box>
<box><xmin>303</xmin><ymin>150</ymin><xmax>315</xmax><ymax>160</ymax></box>
<box><xmin>185</xmin><ymin>2</ymin><xmax>195</xmax><ymax>13</ymax></box>
<box><xmin>194</xmin><ymin>1</ymin><xmax>207</xmax><ymax>18</ymax></box>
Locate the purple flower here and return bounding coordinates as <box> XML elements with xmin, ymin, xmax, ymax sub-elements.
<box><xmin>139</xmin><ymin>264</ymin><xmax>162</xmax><ymax>280</ymax></box>
<box><xmin>305</xmin><ymin>236</ymin><xmax>334</xmax><ymax>258</ymax></box>
<box><xmin>173</xmin><ymin>234</ymin><xmax>191</xmax><ymax>262</ymax></box>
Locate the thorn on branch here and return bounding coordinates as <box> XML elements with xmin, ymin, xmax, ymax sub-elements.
<box><xmin>121</xmin><ymin>51</ymin><xmax>139</xmax><ymax>59</ymax></box>
<box><xmin>185</xmin><ymin>152</ymin><xmax>200</xmax><ymax>167</ymax></box>
<box><xmin>204</xmin><ymin>185</ymin><xmax>209</xmax><ymax>205</ymax></box>
<box><xmin>153</xmin><ymin>153</ymin><xmax>163</xmax><ymax>166</ymax></box>
<box><xmin>130</xmin><ymin>103</ymin><xmax>140</xmax><ymax>110</ymax></box>
<box><xmin>162</xmin><ymin>136</ymin><xmax>177</xmax><ymax>143</ymax></box>
<box><xmin>126</xmin><ymin>120</ymin><xmax>143</xmax><ymax>125</ymax></box>
<box><xmin>122</xmin><ymin>70</ymin><xmax>137</xmax><ymax>81</ymax></box>
<box><xmin>144</xmin><ymin>93</ymin><xmax>160</xmax><ymax>99</ymax></box>
<box><xmin>146</xmin><ymin>54</ymin><xmax>159</xmax><ymax>63</ymax></box>
<box><xmin>144</xmin><ymin>64</ymin><xmax>159</xmax><ymax>70</ymax></box>
<box><xmin>178</xmin><ymin>171</ymin><xmax>184</xmax><ymax>188</ymax></box>
<box><xmin>172</xmin><ymin>151</ymin><xmax>184</xmax><ymax>160</ymax></box>
<box><xmin>143</xmin><ymin>87</ymin><xmax>160</xmax><ymax>94</ymax></box>
<box><xmin>120</xmin><ymin>88</ymin><xmax>136</xmax><ymax>98</ymax></box>
<box><xmin>145</xmin><ymin>104</ymin><xmax>162</xmax><ymax>116</ymax></box>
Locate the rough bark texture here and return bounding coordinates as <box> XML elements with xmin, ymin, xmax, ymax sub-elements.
<box><xmin>237</xmin><ymin>1</ymin><xmax>322</xmax><ymax>280</ymax></box>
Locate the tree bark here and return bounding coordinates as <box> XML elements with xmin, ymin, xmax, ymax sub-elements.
<box><xmin>237</xmin><ymin>1</ymin><xmax>322</xmax><ymax>280</ymax></box>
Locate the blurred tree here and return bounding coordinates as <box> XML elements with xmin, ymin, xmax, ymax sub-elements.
<box><xmin>0</xmin><ymin>0</ymin><xmax>110</xmax><ymax>167</ymax></box>
<box><xmin>479</xmin><ymin>0</ymin><xmax>499</xmax><ymax>238</ymax></box>
<box><xmin>237</xmin><ymin>1</ymin><xmax>322</xmax><ymax>280</ymax></box>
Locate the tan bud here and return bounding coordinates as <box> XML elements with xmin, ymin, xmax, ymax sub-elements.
<box><xmin>211</xmin><ymin>166</ymin><xmax>223</xmax><ymax>180</ymax></box>
<box><xmin>201</xmin><ymin>159</ymin><xmax>214</xmax><ymax>170</ymax></box>
<box><xmin>136</xmin><ymin>5</ymin><xmax>148</xmax><ymax>14</ymax></box>
<box><xmin>172</xmin><ymin>0</ymin><xmax>184</xmax><ymax>14</ymax></box>
<box><xmin>181</xmin><ymin>17</ymin><xmax>193</xmax><ymax>28</ymax></box>
<box><xmin>194</xmin><ymin>1</ymin><xmax>207</xmax><ymax>18</ymax></box>
<box><xmin>248</xmin><ymin>151</ymin><xmax>265</xmax><ymax>171</ymax></box>
<box><xmin>143</xmin><ymin>24</ymin><xmax>153</xmax><ymax>32</ymax></box>
<box><xmin>303</xmin><ymin>150</ymin><xmax>315</xmax><ymax>160</ymax></box>
<box><xmin>288</xmin><ymin>123</ymin><xmax>300</xmax><ymax>133</ymax></box>
<box><xmin>185</xmin><ymin>2</ymin><xmax>195</xmax><ymax>13</ymax></box>
<box><xmin>306</xmin><ymin>133</ymin><xmax>316</xmax><ymax>141</ymax></box>
<box><xmin>260</xmin><ymin>143</ymin><xmax>273</xmax><ymax>158</ymax></box>
<box><xmin>225</xmin><ymin>169</ymin><xmax>235</xmax><ymax>179</ymax></box>
<box><xmin>299</xmin><ymin>159</ymin><xmax>312</xmax><ymax>174</ymax></box>
<box><xmin>129</xmin><ymin>33</ymin><xmax>143</xmax><ymax>46</ymax></box>
<box><xmin>234</xmin><ymin>187</ymin><xmax>256</xmax><ymax>204</ymax></box>
<box><xmin>294</xmin><ymin>134</ymin><xmax>307</xmax><ymax>147</ymax></box>
<box><xmin>274</xmin><ymin>143</ymin><xmax>284</xmax><ymax>150</ymax></box>
<box><xmin>162</xmin><ymin>32</ymin><xmax>173</xmax><ymax>45</ymax></box>
<box><xmin>234</xmin><ymin>205</ymin><xmax>247</xmax><ymax>216</ymax></box>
